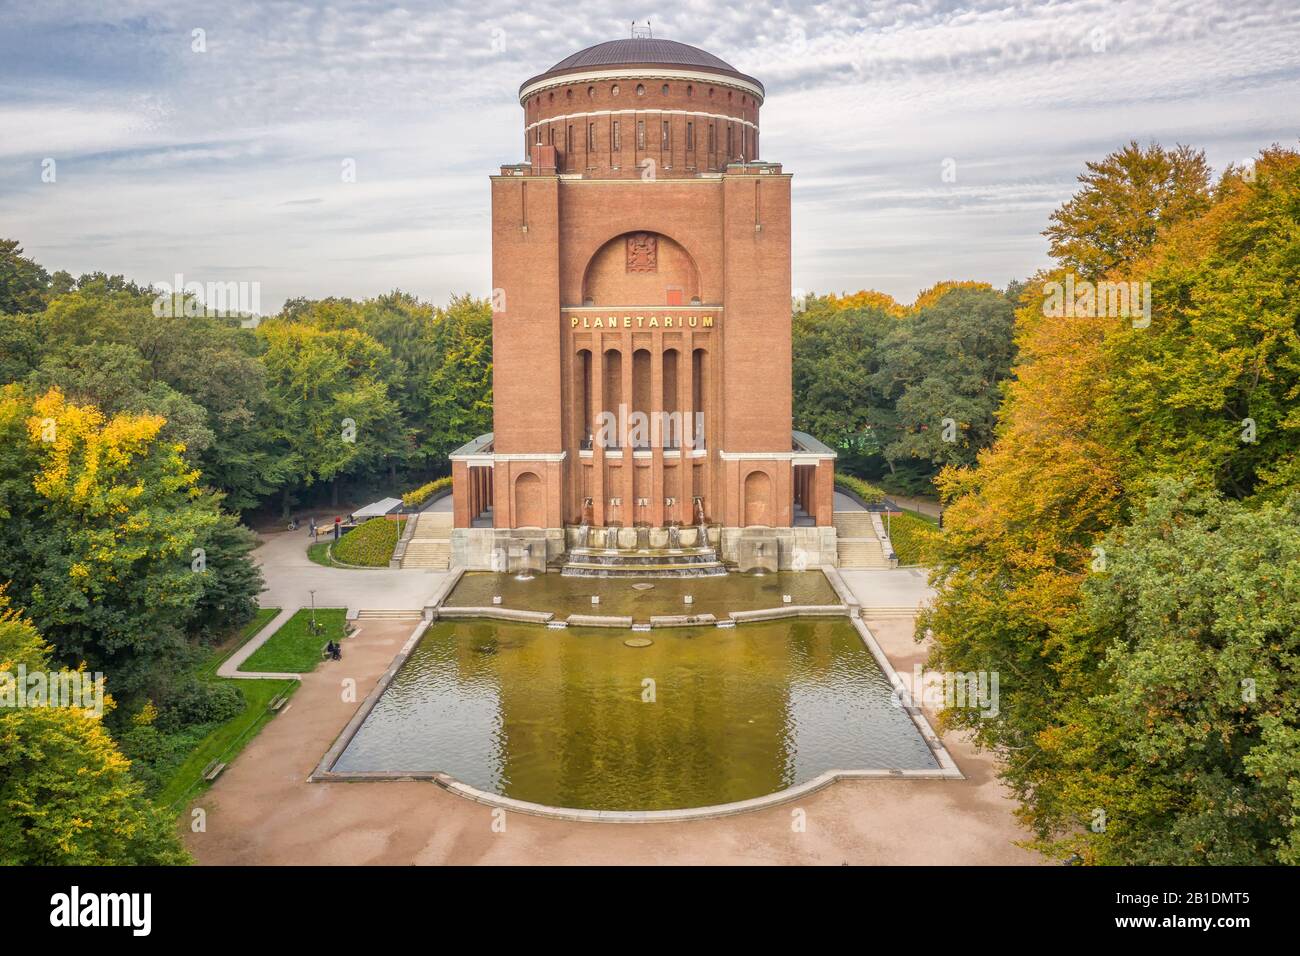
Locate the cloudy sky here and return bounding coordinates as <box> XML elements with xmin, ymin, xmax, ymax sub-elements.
<box><xmin>2</xmin><ymin>0</ymin><xmax>1298</xmax><ymax>311</ymax></box>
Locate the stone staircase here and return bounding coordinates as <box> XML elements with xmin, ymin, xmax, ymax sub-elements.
<box><xmin>354</xmin><ymin>609</ymin><xmax>423</xmax><ymax>620</ymax></box>
<box><xmin>400</xmin><ymin>511</ymin><xmax>454</xmax><ymax>569</ymax></box>
<box><xmin>833</xmin><ymin>511</ymin><xmax>891</xmax><ymax>569</ymax></box>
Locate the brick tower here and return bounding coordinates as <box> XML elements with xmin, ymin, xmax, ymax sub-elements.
<box><xmin>451</xmin><ymin>37</ymin><xmax>836</xmax><ymax>570</ymax></box>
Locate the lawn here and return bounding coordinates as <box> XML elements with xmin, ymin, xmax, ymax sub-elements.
<box><xmin>155</xmin><ymin>609</ymin><xmax>295</xmax><ymax>808</ymax></box>
<box><xmin>307</xmin><ymin>539</ymin><xmax>338</xmax><ymax>567</ymax></box>
<box><xmin>239</xmin><ymin>607</ymin><xmax>348</xmax><ymax>673</ymax></box>
<box><xmin>157</xmin><ymin>678</ymin><xmax>297</xmax><ymax>808</ymax></box>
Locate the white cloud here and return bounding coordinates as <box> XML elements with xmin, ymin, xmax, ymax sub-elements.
<box><xmin>0</xmin><ymin>0</ymin><xmax>1297</xmax><ymax>307</ymax></box>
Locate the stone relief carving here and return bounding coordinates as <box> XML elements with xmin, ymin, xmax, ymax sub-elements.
<box><xmin>626</xmin><ymin>232</ymin><xmax>657</xmax><ymax>272</ymax></box>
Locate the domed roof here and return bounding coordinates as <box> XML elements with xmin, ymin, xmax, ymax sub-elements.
<box><xmin>520</xmin><ymin>38</ymin><xmax>763</xmax><ymax>99</ymax></box>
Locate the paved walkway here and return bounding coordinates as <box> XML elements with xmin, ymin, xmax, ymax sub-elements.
<box><xmin>839</xmin><ymin>567</ymin><xmax>936</xmax><ymax>612</ymax></box>
<box><xmin>222</xmin><ymin>530</ymin><xmax>448</xmax><ymax>680</ymax></box>
<box><xmin>254</xmin><ymin>529</ymin><xmax>449</xmax><ymax>613</ymax></box>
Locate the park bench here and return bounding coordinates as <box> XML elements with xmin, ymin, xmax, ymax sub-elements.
<box><xmin>202</xmin><ymin>759</ymin><xmax>227</xmax><ymax>782</ymax></box>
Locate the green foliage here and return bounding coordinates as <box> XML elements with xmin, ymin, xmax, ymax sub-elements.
<box><xmin>333</xmin><ymin>517</ymin><xmax>404</xmax><ymax>567</ymax></box>
<box><xmin>402</xmin><ymin>475</ymin><xmax>452</xmax><ymax>508</ymax></box>
<box><xmin>423</xmin><ymin>295</ymin><xmax>493</xmax><ymax>464</ymax></box>
<box><xmin>792</xmin><ymin>284</ymin><xmax>1017</xmax><ymax>487</ymax></box>
<box><xmin>1029</xmin><ymin>484</ymin><xmax>1300</xmax><ymax>864</ymax></box>
<box><xmin>0</xmin><ymin>239</ymin><xmax>50</xmax><ymax>314</ymax></box>
<box><xmin>0</xmin><ymin>601</ymin><xmax>190</xmax><ymax>865</ymax></box>
<box><xmin>869</xmin><ymin>287</ymin><xmax>1016</xmax><ymax>471</ymax></box>
<box><xmin>924</xmin><ymin>143</ymin><xmax>1300</xmax><ymax>865</ymax></box>
<box><xmin>0</xmin><ymin>385</ymin><xmax>260</xmax><ymax>698</ymax></box>
<box><xmin>239</xmin><ymin>608</ymin><xmax>348</xmax><ymax>673</ymax></box>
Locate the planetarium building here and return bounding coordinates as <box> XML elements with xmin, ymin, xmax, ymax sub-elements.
<box><xmin>450</xmin><ymin>37</ymin><xmax>837</xmax><ymax>573</ymax></box>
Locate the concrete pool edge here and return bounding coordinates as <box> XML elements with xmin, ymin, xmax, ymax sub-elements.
<box><xmin>850</xmin><ymin>615</ymin><xmax>963</xmax><ymax>778</ymax></box>
<box><xmin>308</xmin><ymin>764</ymin><xmax>962</xmax><ymax>822</ymax></box>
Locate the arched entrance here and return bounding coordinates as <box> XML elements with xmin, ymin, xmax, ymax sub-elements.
<box><xmin>743</xmin><ymin>470</ymin><xmax>772</xmax><ymax>527</ymax></box>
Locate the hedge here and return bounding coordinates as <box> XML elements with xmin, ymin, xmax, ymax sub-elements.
<box><xmin>401</xmin><ymin>476</ymin><xmax>452</xmax><ymax>509</ymax></box>
<box><xmin>333</xmin><ymin>517</ymin><xmax>405</xmax><ymax>567</ymax></box>
<box><xmin>834</xmin><ymin>473</ymin><xmax>888</xmax><ymax>505</ymax></box>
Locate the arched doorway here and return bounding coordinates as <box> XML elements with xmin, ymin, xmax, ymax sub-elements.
<box><xmin>743</xmin><ymin>470</ymin><xmax>772</xmax><ymax>527</ymax></box>
<box><xmin>513</xmin><ymin>472</ymin><xmax>545</xmax><ymax>528</ymax></box>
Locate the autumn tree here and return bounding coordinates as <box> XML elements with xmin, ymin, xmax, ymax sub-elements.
<box><xmin>0</xmin><ymin>593</ymin><xmax>190</xmax><ymax>865</ymax></box>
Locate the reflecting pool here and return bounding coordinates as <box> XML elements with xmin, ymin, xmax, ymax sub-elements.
<box><xmin>334</xmin><ymin>618</ymin><xmax>937</xmax><ymax>810</ymax></box>
<box><xmin>444</xmin><ymin>570</ymin><xmax>839</xmax><ymax>619</ymax></box>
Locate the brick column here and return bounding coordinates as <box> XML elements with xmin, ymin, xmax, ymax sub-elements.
<box><xmin>621</xmin><ymin>331</ymin><xmax>634</xmax><ymax>526</ymax></box>
<box><xmin>650</xmin><ymin>344</ymin><xmax>665</xmax><ymax>527</ymax></box>
<box><xmin>678</xmin><ymin>332</ymin><xmax>693</xmax><ymax>526</ymax></box>
<box><xmin>592</xmin><ymin>342</ymin><xmax>606</xmax><ymax>526</ymax></box>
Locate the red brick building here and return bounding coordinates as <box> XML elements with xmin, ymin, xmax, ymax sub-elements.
<box><xmin>451</xmin><ymin>37</ymin><xmax>836</xmax><ymax>569</ymax></box>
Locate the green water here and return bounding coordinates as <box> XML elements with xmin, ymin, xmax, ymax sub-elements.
<box><xmin>445</xmin><ymin>570</ymin><xmax>839</xmax><ymax>620</ymax></box>
<box><xmin>334</xmin><ymin>618</ymin><xmax>938</xmax><ymax>810</ymax></box>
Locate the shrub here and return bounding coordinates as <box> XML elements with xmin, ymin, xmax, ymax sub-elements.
<box><xmin>401</xmin><ymin>476</ymin><xmax>452</xmax><ymax>509</ymax></box>
<box><xmin>156</xmin><ymin>679</ymin><xmax>244</xmax><ymax>733</ymax></box>
<box><xmin>333</xmin><ymin>517</ymin><xmax>404</xmax><ymax>567</ymax></box>
<box><xmin>834</xmin><ymin>473</ymin><xmax>887</xmax><ymax>505</ymax></box>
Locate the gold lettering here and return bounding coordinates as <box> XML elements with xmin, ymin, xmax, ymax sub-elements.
<box><xmin>571</xmin><ymin>316</ymin><xmax>579</xmax><ymax>328</ymax></box>
<box><xmin>649</xmin><ymin>316</ymin><xmax>659</xmax><ymax>328</ymax></box>
<box><xmin>702</xmin><ymin>315</ymin><xmax>714</xmax><ymax>327</ymax></box>
<box><xmin>636</xmin><ymin>316</ymin><xmax>644</xmax><ymax>328</ymax></box>
<box><xmin>594</xmin><ymin>317</ymin><xmax>604</xmax><ymax>328</ymax></box>
<box><xmin>623</xmin><ymin>316</ymin><xmax>631</xmax><ymax>328</ymax></box>
<box><xmin>664</xmin><ymin>316</ymin><xmax>674</xmax><ymax>328</ymax></box>
<box><xmin>688</xmin><ymin>316</ymin><xmax>698</xmax><ymax>327</ymax></box>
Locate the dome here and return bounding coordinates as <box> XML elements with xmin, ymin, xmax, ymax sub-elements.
<box><xmin>520</xmin><ymin>38</ymin><xmax>763</xmax><ymax>100</ymax></box>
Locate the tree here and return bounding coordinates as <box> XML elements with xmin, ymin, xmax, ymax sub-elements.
<box><xmin>423</xmin><ymin>294</ymin><xmax>493</xmax><ymax>466</ymax></box>
<box><xmin>1028</xmin><ymin>484</ymin><xmax>1300</xmax><ymax>864</ymax></box>
<box><xmin>0</xmin><ymin>239</ymin><xmax>50</xmax><ymax>314</ymax></box>
<box><xmin>257</xmin><ymin>321</ymin><xmax>406</xmax><ymax>511</ymax></box>
<box><xmin>869</xmin><ymin>285</ymin><xmax>1016</xmax><ymax>472</ymax></box>
<box><xmin>0</xmin><ymin>593</ymin><xmax>189</xmax><ymax>865</ymax></box>
<box><xmin>0</xmin><ymin>385</ymin><xmax>253</xmax><ymax>696</ymax></box>
<box><xmin>922</xmin><ymin>143</ymin><xmax>1300</xmax><ymax>865</ymax></box>
<box><xmin>1043</xmin><ymin>141</ymin><xmax>1212</xmax><ymax>280</ymax></box>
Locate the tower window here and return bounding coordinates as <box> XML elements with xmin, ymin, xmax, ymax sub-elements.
<box><xmin>611</xmin><ymin>84</ymin><xmax>620</xmax><ymax>96</ymax></box>
<box><xmin>612</xmin><ymin>120</ymin><xmax>621</xmax><ymax>151</ymax></box>
<box><xmin>636</xmin><ymin>120</ymin><xmax>646</xmax><ymax>149</ymax></box>
<box><xmin>708</xmin><ymin>123</ymin><xmax>715</xmax><ymax>153</ymax></box>
<box><xmin>636</xmin><ymin>83</ymin><xmax>645</xmax><ymax>96</ymax></box>
<box><xmin>686</xmin><ymin>121</ymin><xmax>694</xmax><ymax>150</ymax></box>
<box><xmin>587</xmin><ymin>122</ymin><xmax>595</xmax><ymax>151</ymax></box>
<box><xmin>661</xmin><ymin>84</ymin><xmax>669</xmax><ymax>95</ymax></box>
<box><xmin>661</xmin><ymin>120</ymin><xmax>670</xmax><ymax>150</ymax></box>
<box><xmin>726</xmin><ymin>125</ymin><xmax>733</xmax><ymax>159</ymax></box>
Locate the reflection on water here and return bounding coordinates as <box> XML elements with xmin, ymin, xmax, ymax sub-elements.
<box><xmin>334</xmin><ymin>618</ymin><xmax>938</xmax><ymax>810</ymax></box>
<box><xmin>446</xmin><ymin>570</ymin><xmax>839</xmax><ymax>619</ymax></box>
